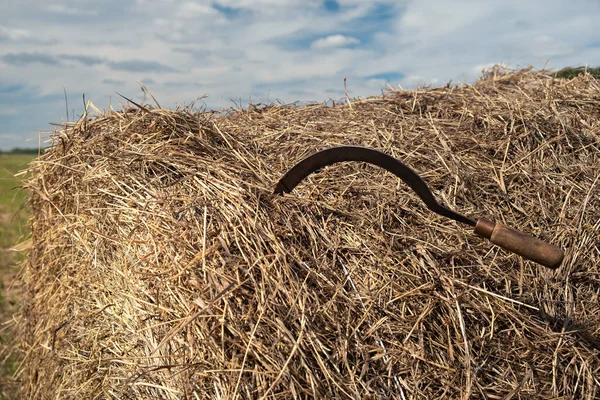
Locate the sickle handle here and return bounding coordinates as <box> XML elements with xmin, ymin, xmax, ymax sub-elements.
<box><xmin>474</xmin><ymin>218</ymin><xmax>564</xmax><ymax>269</ymax></box>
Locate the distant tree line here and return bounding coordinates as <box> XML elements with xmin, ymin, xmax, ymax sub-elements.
<box><xmin>554</xmin><ymin>66</ymin><xmax>600</xmax><ymax>79</ymax></box>
<box><xmin>0</xmin><ymin>148</ymin><xmax>43</xmax><ymax>155</ymax></box>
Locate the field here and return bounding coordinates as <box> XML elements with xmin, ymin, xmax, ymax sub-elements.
<box><xmin>0</xmin><ymin>153</ymin><xmax>36</xmax><ymax>398</ymax></box>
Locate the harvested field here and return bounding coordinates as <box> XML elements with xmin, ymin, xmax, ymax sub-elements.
<box><xmin>16</xmin><ymin>67</ymin><xmax>600</xmax><ymax>399</ymax></box>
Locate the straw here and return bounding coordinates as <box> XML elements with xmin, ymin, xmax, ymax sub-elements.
<box><xmin>14</xmin><ymin>66</ymin><xmax>600</xmax><ymax>399</ymax></box>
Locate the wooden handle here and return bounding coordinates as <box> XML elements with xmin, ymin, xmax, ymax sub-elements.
<box><xmin>474</xmin><ymin>218</ymin><xmax>564</xmax><ymax>269</ymax></box>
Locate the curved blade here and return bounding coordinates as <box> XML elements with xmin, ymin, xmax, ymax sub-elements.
<box><xmin>275</xmin><ymin>146</ymin><xmax>476</xmax><ymax>227</ymax></box>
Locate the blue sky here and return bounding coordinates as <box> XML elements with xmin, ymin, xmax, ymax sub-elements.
<box><xmin>1</xmin><ymin>0</ymin><xmax>599</xmax><ymax>150</ymax></box>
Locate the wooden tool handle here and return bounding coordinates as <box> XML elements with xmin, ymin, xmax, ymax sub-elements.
<box><xmin>474</xmin><ymin>218</ymin><xmax>564</xmax><ymax>269</ymax></box>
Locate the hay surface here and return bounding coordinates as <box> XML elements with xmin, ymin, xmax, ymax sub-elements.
<box><xmin>18</xmin><ymin>68</ymin><xmax>600</xmax><ymax>399</ymax></box>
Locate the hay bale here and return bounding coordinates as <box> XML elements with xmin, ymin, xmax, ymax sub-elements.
<box><xmin>17</xmin><ymin>67</ymin><xmax>600</xmax><ymax>399</ymax></box>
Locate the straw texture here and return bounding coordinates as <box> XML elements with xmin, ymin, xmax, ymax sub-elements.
<box><xmin>17</xmin><ymin>67</ymin><xmax>600</xmax><ymax>399</ymax></box>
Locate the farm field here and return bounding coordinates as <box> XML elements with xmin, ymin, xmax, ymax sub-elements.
<box><xmin>0</xmin><ymin>153</ymin><xmax>36</xmax><ymax>398</ymax></box>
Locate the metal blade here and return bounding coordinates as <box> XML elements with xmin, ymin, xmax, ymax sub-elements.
<box><xmin>275</xmin><ymin>146</ymin><xmax>476</xmax><ymax>227</ymax></box>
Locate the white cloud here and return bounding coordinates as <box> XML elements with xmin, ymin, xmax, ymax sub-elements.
<box><xmin>397</xmin><ymin>0</ymin><xmax>493</xmax><ymax>42</ymax></box>
<box><xmin>311</xmin><ymin>34</ymin><xmax>360</xmax><ymax>49</ymax></box>
<box><xmin>0</xmin><ymin>25</ymin><xmax>31</xmax><ymax>41</ymax></box>
<box><xmin>213</xmin><ymin>0</ymin><xmax>316</xmax><ymax>8</ymax></box>
<box><xmin>45</xmin><ymin>4</ymin><xmax>98</xmax><ymax>16</ymax></box>
<box><xmin>176</xmin><ymin>2</ymin><xmax>223</xmax><ymax>20</ymax></box>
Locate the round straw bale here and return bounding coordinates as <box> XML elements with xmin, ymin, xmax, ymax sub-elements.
<box><xmin>16</xmin><ymin>67</ymin><xmax>600</xmax><ymax>399</ymax></box>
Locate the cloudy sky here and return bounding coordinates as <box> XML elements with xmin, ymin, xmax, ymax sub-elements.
<box><xmin>1</xmin><ymin>0</ymin><xmax>599</xmax><ymax>150</ymax></box>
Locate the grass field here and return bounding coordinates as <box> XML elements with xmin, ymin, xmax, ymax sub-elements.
<box><xmin>0</xmin><ymin>153</ymin><xmax>36</xmax><ymax>398</ymax></box>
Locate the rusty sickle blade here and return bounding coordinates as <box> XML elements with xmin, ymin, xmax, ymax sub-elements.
<box><xmin>275</xmin><ymin>146</ymin><xmax>564</xmax><ymax>269</ymax></box>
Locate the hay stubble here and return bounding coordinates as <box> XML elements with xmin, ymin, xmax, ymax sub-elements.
<box><xmin>17</xmin><ymin>68</ymin><xmax>600</xmax><ymax>399</ymax></box>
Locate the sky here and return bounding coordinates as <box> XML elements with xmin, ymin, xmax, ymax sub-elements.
<box><xmin>1</xmin><ymin>0</ymin><xmax>599</xmax><ymax>150</ymax></box>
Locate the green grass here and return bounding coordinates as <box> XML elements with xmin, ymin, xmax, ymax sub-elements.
<box><xmin>0</xmin><ymin>154</ymin><xmax>33</xmax><ymax>244</ymax></box>
<box><xmin>0</xmin><ymin>153</ymin><xmax>33</xmax><ymax>266</ymax></box>
<box><xmin>0</xmin><ymin>153</ymin><xmax>36</xmax><ymax>399</ymax></box>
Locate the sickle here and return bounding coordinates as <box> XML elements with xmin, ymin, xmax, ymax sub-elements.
<box><xmin>274</xmin><ymin>146</ymin><xmax>564</xmax><ymax>269</ymax></box>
